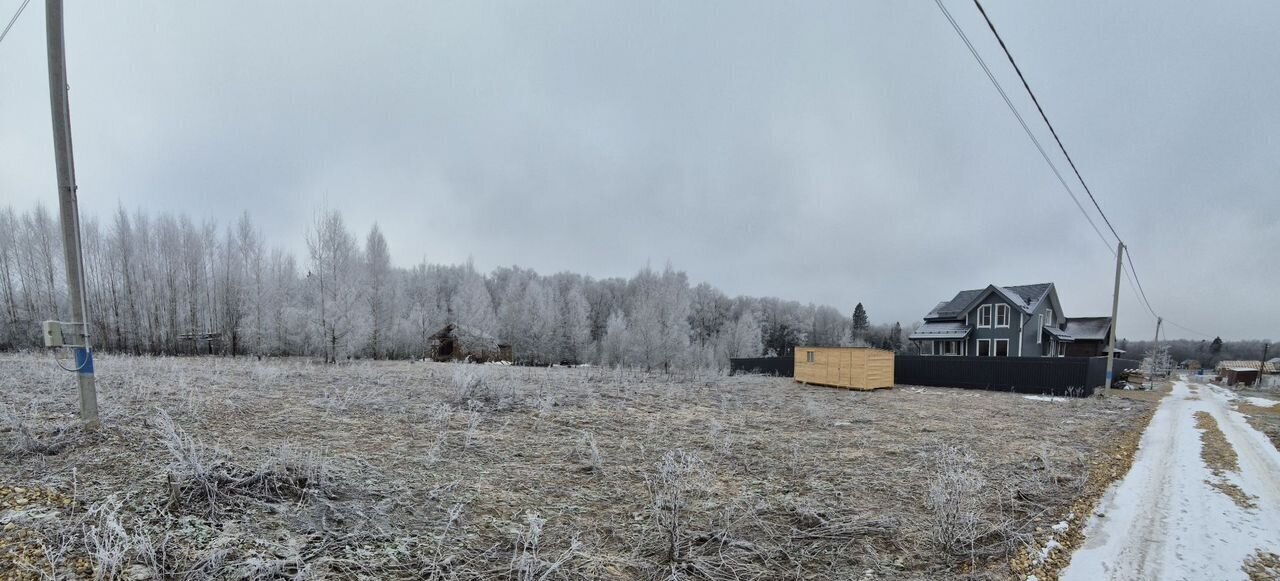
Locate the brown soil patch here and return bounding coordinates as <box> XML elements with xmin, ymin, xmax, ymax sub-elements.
<box><xmin>1237</xmin><ymin>403</ymin><xmax>1280</xmax><ymax>454</ymax></box>
<box><xmin>1244</xmin><ymin>550</ymin><xmax>1280</xmax><ymax>581</ymax></box>
<box><xmin>0</xmin><ymin>486</ymin><xmax>90</xmax><ymax>580</ymax></box>
<box><xmin>1193</xmin><ymin>411</ymin><xmax>1257</xmax><ymax>510</ymax></box>
<box><xmin>1196</xmin><ymin>411</ymin><xmax>1240</xmax><ymax>472</ymax></box>
<box><xmin>1007</xmin><ymin>405</ymin><xmax>1158</xmax><ymax>581</ymax></box>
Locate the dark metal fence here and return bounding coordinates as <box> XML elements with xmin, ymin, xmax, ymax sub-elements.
<box><xmin>729</xmin><ymin>357</ymin><xmax>794</xmax><ymax>377</ymax></box>
<box><xmin>894</xmin><ymin>356</ymin><xmax>1142</xmax><ymax>397</ymax></box>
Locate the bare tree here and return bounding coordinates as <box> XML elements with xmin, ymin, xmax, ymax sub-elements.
<box><xmin>307</xmin><ymin>210</ymin><xmax>363</xmax><ymax>363</ymax></box>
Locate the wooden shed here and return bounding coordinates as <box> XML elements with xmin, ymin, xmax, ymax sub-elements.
<box><xmin>1222</xmin><ymin>367</ymin><xmax>1259</xmax><ymax>387</ymax></box>
<box><xmin>794</xmin><ymin>347</ymin><xmax>894</xmax><ymax>391</ymax></box>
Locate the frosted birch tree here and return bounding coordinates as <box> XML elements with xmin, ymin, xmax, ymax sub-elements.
<box><xmin>364</xmin><ymin>223</ymin><xmax>392</xmax><ymax>358</ymax></box>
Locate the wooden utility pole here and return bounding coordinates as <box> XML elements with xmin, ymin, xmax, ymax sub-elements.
<box><xmin>1103</xmin><ymin>241</ymin><xmax>1124</xmax><ymax>396</ymax></box>
<box><xmin>1148</xmin><ymin>316</ymin><xmax>1163</xmax><ymax>387</ymax></box>
<box><xmin>46</xmin><ymin>0</ymin><xmax>98</xmax><ymax>426</ymax></box>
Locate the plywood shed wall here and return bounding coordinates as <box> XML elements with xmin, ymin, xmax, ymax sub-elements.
<box><xmin>794</xmin><ymin>347</ymin><xmax>895</xmax><ymax>391</ymax></box>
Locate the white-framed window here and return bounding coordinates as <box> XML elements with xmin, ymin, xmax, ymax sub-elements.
<box><xmin>977</xmin><ymin>339</ymin><xmax>991</xmax><ymax>357</ymax></box>
<box><xmin>806</xmin><ymin>351</ymin><xmax>815</xmax><ymax>363</ymax></box>
<box><xmin>994</xmin><ymin>339</ymin><xmax>1010</xmax><ymax>357</ymax></box>
<box><xmin>1046</xmin><ymin>309</ymin><xmax>1054</xmax><ymax>328</ymax></box>
<box><xmin>977</xmin><ymin>305</ymin><xmax>992</xmax><ymax>328</ymax></box>
<box><xmin>941</xmin><ymin>340</ymin><xmax>960</xmax><ymax>355</ymax></box>
<box><xmin>1045</xmin><ymin>338</ymin><xmax>1055</xmax><ymax>357</ymax></box>
<box><xmin>995</xmin><ymin>304</ymin><xmax>1010</xmax><ymax>327</ymax></box>
<box><xmin>1037</xmin><ymin>314</ymin><xmax>1043</xmax><ymax>344</ymax></box>
<box><xmin>1058</xmin><ymin>342</ymin><xmax>1067</xmax><ymax>357</ymax></box>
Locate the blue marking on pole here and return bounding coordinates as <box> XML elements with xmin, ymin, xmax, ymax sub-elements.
<box><xmin>75</xmin><ymin>348</ymin><xmax>94</xmax><ymax>374</ymax></box>
<box><xmin>1105</xmin><ymin>370</ymin><xmax>1112</xmax><ymax>387</ymax></box>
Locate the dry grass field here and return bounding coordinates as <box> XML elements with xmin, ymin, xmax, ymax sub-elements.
<box><xmin>0</xmin><ymin>353</ymin><xmax>1152</xmax><ymax>580</ymax></box>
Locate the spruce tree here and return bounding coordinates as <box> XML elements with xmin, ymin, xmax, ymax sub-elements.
<box><xmin>851</xmin><ymin>303</ymin><xmax>869</xmax><ymax>345</ymax></box>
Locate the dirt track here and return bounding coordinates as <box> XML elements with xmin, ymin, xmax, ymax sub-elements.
<box><xmin>1062</xmin><ymin>378</ymin><xmax>1280</xmax><ymax>581</ymax></box>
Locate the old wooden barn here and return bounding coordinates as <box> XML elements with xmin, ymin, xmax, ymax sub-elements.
<box><xmin>794</xmin><ymin>347</ymin><xmax>895</xmax><ymax>391</ymax></box>
<box><xmin>426</xmin><ymin>323</ymin><xmax>512</xmax><ymax>363</ymax></box>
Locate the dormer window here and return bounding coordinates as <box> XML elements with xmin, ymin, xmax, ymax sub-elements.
<box><xmin>977</xmin><ymin>305</ymin><xmax>992</xmax><ymax>328</ymax></box>
<box><xmin>994</xmin><ymin>304</ymin><xmax>1010</xmax><ymax>328</ymax></box>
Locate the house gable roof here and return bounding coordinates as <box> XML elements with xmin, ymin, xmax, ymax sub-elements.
<box><xmin>926</xmin><ymin>282</ymin><xmax>1055</xmax><ymax>321</ymax></box>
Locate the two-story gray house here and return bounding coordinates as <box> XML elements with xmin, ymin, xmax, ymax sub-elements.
<box><xmin>907</xmin><ymin>282</ymin><xmax>1113</xmax><ymax>358</ymax></box>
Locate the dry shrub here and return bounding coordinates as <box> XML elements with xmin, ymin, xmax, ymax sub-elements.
<box><xmin>1</xmin><ymin>403</ymin><xmax>73</xmax><ymax>457</ymax></box>
<box><xmin>646</xmin><ymin>449</ymin><xmax>712</xmax><ymax>564</ymax></box>
<box><xmin>451</xmin><ymin>366</ymin><xmax>496</xmax><ymax>403</ymax></box>
<box><xmin>925</xmin><ymin>444</ymin><xmax>1025</xmax><ymax>562</ymax></box>
<box><xmin>509</xmin><ymin>512</ymin><xmax>582</xmax><ymax>581</ymax></box>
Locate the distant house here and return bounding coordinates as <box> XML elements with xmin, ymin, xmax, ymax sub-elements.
<box><xmin>426</xmin><ymin>323</ymin><xmax>512</xmax><ymax>362</ymax></box>
<box><xmin>907</xmin><ymin>282</ymin><xmax>1113</xmax><ymax>358</ymax></box>
<box><xmin>1215</xmin><ymin>360</ymin><xmax>1278</xmax><ymax>375</ymax></box>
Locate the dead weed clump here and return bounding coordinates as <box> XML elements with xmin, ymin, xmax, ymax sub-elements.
<box><xmin>153</xmin><ymin>410</ymin><xmax>332</xmax><ymax>519</ymax></box>
<box><xmin>0</xmin><ymin>403</ymin><xmax>79</xmax><ymax>458</ymax></box>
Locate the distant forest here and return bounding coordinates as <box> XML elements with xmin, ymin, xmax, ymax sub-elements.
<box><xmin>1120</xmin><ymin>337</ymin><xmax>1273</xmax><ymax>367</ymax></box>
<box><xmin>0</xmin><ymin>203</ymin><xmax>909</xmax><ymax>368</ymax></box>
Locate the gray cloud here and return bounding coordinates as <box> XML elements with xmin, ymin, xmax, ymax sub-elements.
<box><xmin>2</xmin><ymin>0</ymin><xmax>1276</xmax><ymax>339</ymax></box>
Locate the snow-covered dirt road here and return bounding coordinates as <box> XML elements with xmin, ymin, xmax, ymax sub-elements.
<box><xmin>1061</xmin><ymin>378</ymin><xmax>1280</xmax><ymax>581</ymax></box>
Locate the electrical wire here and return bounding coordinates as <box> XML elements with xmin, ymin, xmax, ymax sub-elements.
<box><xmin>1121</xmin><ymin>262</ymin><xmax>1157</xmax><ymax>320</ymax></box>
<box><xmin>932</xmin><ymin>0</ymin><xmax>1118</xmax><ymax>259</ymax></box>
<box><xmin>971</xmin><ymin>0</ymin><xmax>1122</xmax><ymax>243</ymax></box>
<box><xmin>0</xmin><ymin>0</ymin><xmax>32</xmax><ymax>47</ymax></box>
<box><xmin>940</xmin><ymin>0</ymin><xmax>1193</xmax><ymax>340</ymax></box>
<box><xmin>1164</xmin><ymin>319</ymin><xmax>1215</xmax><ymax>340</ymax></box>
<box><xmin>967</xmin><ymin>0</ymin><xmax>1172</xmax><ymax>326</ymax></box>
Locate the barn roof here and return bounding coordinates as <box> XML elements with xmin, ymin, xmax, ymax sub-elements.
<box><xmin>1063</xmin><ymin>317</ymin><xmax>1112</xmax><ymax>341</ymax></box>
<box><xmin>1216</xmin><ymin>360</ymin><xmax>1278</xmax><ymax>373</ymax></box>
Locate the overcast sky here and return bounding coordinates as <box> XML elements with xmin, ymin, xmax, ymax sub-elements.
<box><xmin>2</xmin><ymin>1</ymin><xmax>1277</xmax><ymax>340</ymax></box>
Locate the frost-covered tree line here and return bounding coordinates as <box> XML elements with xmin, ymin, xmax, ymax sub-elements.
<box><xmin>0</xmin><ymin>204</ymin><xmax>905</xmax><ymax>368</ymax></box>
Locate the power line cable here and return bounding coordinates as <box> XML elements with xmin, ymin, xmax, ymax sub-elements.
<box><xmin>932</xmin><ymin>0</ymin><xmax>1117</xmax><ymax>259</ymax></box>
<box><xmin>0</xmin><ymin>0</ymin><xmax>31</xmax><ymax>47</ymax></box>
<box><xmin>969</xmin><ymin>0</ymin><xmax>1169</xmax><ymax>325</ymax></box>
<box><xmin>971</xmin><ymin>0</ymin><xmax>1122</xmax><ymax>243</ymax></box>
<box><xmin>1164</xmin><ymin>319</ymin><xmax>1214</xmax><ymax>339</ymax></box>
<box><xmin>1121</xmin><ymin>262</ymin><xmax>1157</xmax><ymax>320</ymax></box>
<box><xmin>945</xmin><ymin>0</ymin><xmax>1183</xmax><ymax>339</ymax></box>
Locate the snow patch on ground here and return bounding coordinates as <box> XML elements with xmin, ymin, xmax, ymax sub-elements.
<box><xmin>1036</xmin><ymin>538</ymin><xmax>1063</xmax><ymax>564</ymax></box>
<box><xmin>1024</xmin><ymin>395</ymin><xmax>1068</xmax><ymax>402</ymax></box>
<box><xmin>1061</xmin><ymin>379</ymin><xmax>1280</xmax><ymax>580</ymax></box>
<box><xmin>1243</xmin><ymin>396</ymin><xmax>1277</xmax><ymax>408</ymax></box>
<box><xmin>1051</xmin><ymin>520</ymin><xmax>1069</xmax><ymax>534</ymax></box>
